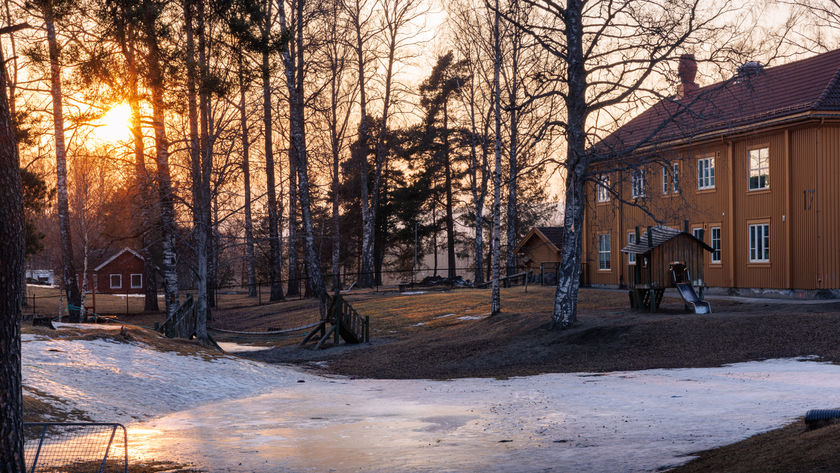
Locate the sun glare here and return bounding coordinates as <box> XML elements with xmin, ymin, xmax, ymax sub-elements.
<box><xmin>93</xmin><ymin>103</ymin><xmax>133</xmax><ymax>143</ymax></box>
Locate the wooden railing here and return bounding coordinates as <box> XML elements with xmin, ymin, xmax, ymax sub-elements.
<box><xmin>302</xmin><ymin>293</ymin><xmax>369</xmax><ymax>349</ymax></box>
<box><xmin>159</xmin><ymin>295</ymin><xmax>196</xmax><ymax>339</ymax></box>
<box><xmin>327</xmin><ymin>293</ymin><xmax>368</xmax><ymax>345</ymax></box>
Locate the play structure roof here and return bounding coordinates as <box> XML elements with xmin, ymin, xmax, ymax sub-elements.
<box><xmin>620</xmin><ymin>225</ymin><xmax>713</xmax><ymax>255</ymax></box>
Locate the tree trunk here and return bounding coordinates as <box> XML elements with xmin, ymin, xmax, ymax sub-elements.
<box><xmin>45</xmin><ymin>1</ymin><xmax>81</xmax><ymax>321</ymax></box>
<box><xmin>490</xmin><ymin>1</ymin><xmax>502</xmax><ymax>314</ymax></box>
<box><xmin>443</xmin><ymin>101</ymin><xmax>456</xmax><ymax>280</ymax></box>
<box><xmin>239</xmin><ymin>51</ymin><xmax>257</xmax><ymax>297</ymax></box>
<box><xmin>350</xmin><ymin>1</ymin><xmax>374</xmax><ymax>288</ymax></box>
<box><xmin>286</xmin><ymin>18</ymin><xmax>299</xmax><ymax>298</ymax></box>
<box><xmin>0</xmin><ymin>38</ymin><xmax>26</xmax><ymax>471</ymax></box>
<box><xmin>552</xmin><ymin>0</ymin><xmax>587</xmax><ymax>329</ymax></box>
<box><xmin>262</xmin><ymin>0</ymin><xmax>284</xmax><ymax>302</ymax></box>
<box><xmin>280</xmin><ymin>0</ymin><xmax>325</xmax><ymax>302</ymax></box>
<box><xmin>183</xmin><ymin>0</ymin><xmax>209</xmax><ymax>341</ymax></box>
<box><xmin>505</xmin><ymin>43</ymin><xmax>519</xmax><ymax>277</ymax></box>
<box><xmin>329</xmin><ymin>74</ymin><xmax>341</xmax><ymax>291</ymax></box>
<box><xmin>473</xmin><ymin>204</ymin><xmax>484</xmax><ymax>285</ymax></box>
<box><xmin>287</xmin><ymin>133</ymin><xmax>299</xmax><ymax>297</ymax></box>
<box><xmin>142</xmin><ymin>9</ymin><xmax>180</xmax><ymax>322</ymax></box>
<box><xmin>196</xmin><ymin>0</ymin><xmax>211</xmax><ymax>338</ymax></box>
<box><xmin>115</xmin><ymin>11</ymin><xmax>158</xmax><ymax>312</ymax></box>
<box><xmin>79</xmin><ymin>227</ymin><xmax>88</xmax><ymax>318</ymax></box>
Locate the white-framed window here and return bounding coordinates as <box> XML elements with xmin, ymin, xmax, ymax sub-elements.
<box><xmin>748</xmin><ymin>223</ymin><xmax>770</xmax><ymax>262</ymax></box>
<box><xmin>627</xmin><ymin>232</ymin><xmax>636</xmax><ymax>265</ymax></box>
<box><xmin>110</xmin><ymin>274</ymin><xmax>122</xmax><ymax>289</ymax></box>
<box><xmin>711</xmin><ymin>226</ymin><xmax>721</xmax><ymax>263</ymax></box>
<box><xmin>130</xmin><ymin>273</ymin><xmax>143</xmax><ymax>289</ymax></box>
<box><xmin>671</xmin><ymin>162</ymin><xmax>680</xmax><ymax>193</ymax></box>
<box><xmin>631</xmin><ymin>170</ymin><xmax>645</xmax><ymax>198</ymax></box>
<box><xmin>596</xmin><ymin>174</ymin><xmax>610</xmax><ymax>202</ymax></box>
<box><xmin>749</xmin><ymin>147</ymin><xmax>769</xmax><ymax>190</ymax></box>
<box><xmin>692</xmin><ymin>227</ymin><xmax>704</xmax><ymax>242</ymax></box>
<box><xmin>598</xmin><ymin>234</ymin><xmax>611</xmax><ymax>270</ymax></box>
<box><xmin>663</xmin><ymin>163</ymin><xmax>680</xmax><ymax>194</ymax></box>
<box><xmin>697</xmin><ymin>157</ymin><xmax>715</xmax><ymax>189</ymax></box>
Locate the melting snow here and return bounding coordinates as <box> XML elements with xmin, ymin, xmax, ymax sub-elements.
<box><xmin>216</xmin><ymin>342</ymin><xmax>272</xmax><ymax>353</ymax></box>
<box><xmin>21</xmin><ymin>337</ymin><xmax>840</xmax><ymax>472</ymax></box>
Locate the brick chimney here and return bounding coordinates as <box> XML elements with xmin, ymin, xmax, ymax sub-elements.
<box><xmin>677</xmin><ymin>54</ymin><xmax>698</xmax><ymax>99</ymax></box>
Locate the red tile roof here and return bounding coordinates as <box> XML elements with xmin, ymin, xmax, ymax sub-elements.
<box><xmin>593</xmin><ymin>49</ymin><xmax>840</xmax><ymax>157</ymax></box>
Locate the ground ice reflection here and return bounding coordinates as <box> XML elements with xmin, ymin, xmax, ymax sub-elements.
<box><xmin>124</xmin><ymin>359</ymin><xmax>840</xmax><ymax>473</ymax></box>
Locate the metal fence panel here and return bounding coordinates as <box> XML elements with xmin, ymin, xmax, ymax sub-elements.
<box><xmin>23</xmin><ymin>422</ymin><xmax>128</xmax><ymax>473</ymax></box>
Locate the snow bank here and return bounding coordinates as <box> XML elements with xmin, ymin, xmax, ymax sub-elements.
<box><xmin>21</xmin><ymin>336</ymin><xmax>840</xmax><ymax>472</ymax></box>
<box><xmin>22</xmin><ymin>337</ymin><xmax>312</xmax><ymax>422</ymax></box>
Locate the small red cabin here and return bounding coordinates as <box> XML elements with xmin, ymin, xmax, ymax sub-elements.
<box><xmin>78</xmin><ymin>247</ymin><xmax>146</xmax><ymax>294</ymax></box>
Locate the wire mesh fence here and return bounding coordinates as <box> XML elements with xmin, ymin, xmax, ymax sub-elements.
<box><xmin>23</xmin><ymin>422</ymin><xmax>128</xmax><ymax>473</ymax></box>
<box><xmin>23</xmin><ymin>265</ymin><xmax>555</xmax><ymax>319</ymax></box>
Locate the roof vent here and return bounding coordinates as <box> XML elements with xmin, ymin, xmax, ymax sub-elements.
<box><xmin>737</xmin><ymin>61</ymin><xmax>764</xmax><ymax>78</ymax></box>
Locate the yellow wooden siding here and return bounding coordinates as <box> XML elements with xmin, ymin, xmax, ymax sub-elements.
<box><xmin>520</xmin><ymin>237</ymin><xmax>561</xmax><ymax>270</ymax></box>
<box><xmin>582</xmin><ymin>122</ymin><xmax>840</xmax><ymax>290</ymax></box>
<box><xmin>818</xmin><ymin>126</ymin><xmax>840</xmax><ymax>289</ymax></box>
<box><xmin>790</xmin><ymin>127</ymin><xmax>818</xmax><ymax>289</ymax></box>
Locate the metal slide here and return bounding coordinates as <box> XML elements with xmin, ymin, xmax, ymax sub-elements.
<box><xmin>675</xmin><ymin>283</ymin><xmax>711</xmax><ymax>314</ymax></box>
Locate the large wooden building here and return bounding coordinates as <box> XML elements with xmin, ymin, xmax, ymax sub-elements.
<box><xmin>582</xmin><ymin>50</ymin><xmax>840</xmax><ymax>294</ymax></box>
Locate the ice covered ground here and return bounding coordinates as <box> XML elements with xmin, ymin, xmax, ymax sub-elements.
<box><xmin>21</xmin><ymin>335</ymin><xmax>840</xmax><ymax>472</ymax></box>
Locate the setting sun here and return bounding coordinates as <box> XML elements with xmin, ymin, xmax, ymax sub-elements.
<box><xmin>92</xmin><ymin>103</ymin><xmax>132</xmax><ymax>143</ymax></box>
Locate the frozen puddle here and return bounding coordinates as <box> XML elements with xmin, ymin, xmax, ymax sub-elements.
<box><xmin>21</xmin><ymin>337</ymin><xmax>840</xmax><ymax>472</ymax></box>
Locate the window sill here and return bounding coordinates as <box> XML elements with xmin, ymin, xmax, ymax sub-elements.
<box><xmin>697</xmin><ymin>187</ymin><xmax>716</xmax><ymax>194</ymax></box>
<box><xmin>747</xmin><ymin>188</ymin><xmax>771</xmax><ymax>195</ymax></box>
<box><xmin>746</xmin><ymin>261</ymin><xmax>771</xmax><ymax>267</ymax></box>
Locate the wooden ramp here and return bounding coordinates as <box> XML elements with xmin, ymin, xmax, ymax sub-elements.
<box><xmin>301</xmin><ymin>293</ymin><xmax>369</xmax><ymax>349</ymax></box>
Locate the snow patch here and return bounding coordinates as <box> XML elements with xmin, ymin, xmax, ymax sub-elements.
<box><xmin>53</xmin><ymin>322</ymin><xmax>124</xmax><ymax>331</ymax></box>
<box><xmin>216</xmin><ymin>342</ymin><xmax>272</xmax><ymax>353</ymax></box>
<box><xmin>22</xmin><ymin>338</ymin><xmax>312</xmax><ymax>422</ymax></box>
<box><xmin>399</xmin><ymin>291</ymin><xmax>428</xmax><ymax>295</ymax></box>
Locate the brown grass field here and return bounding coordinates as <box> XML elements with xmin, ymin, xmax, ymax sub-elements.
<box><xmin>22</xmin><ymin>284</ymin><xmax>840</xmax><ymax>472</ymax></box>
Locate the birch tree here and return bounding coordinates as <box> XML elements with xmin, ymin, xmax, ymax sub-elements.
<box><xmin>320</xmin><ymin>0</ymin><xmax>355</xmax><ymax>291</ymax></box>
<box><xmin>498</xmin><ymin>0</ymin><xmax>739</xmax><ymax>327</ymax></box>
<box><xmin>278</xmin><ymin>0</ymin><xmax>326</xmax><ymax>301</ymax></box>
<box><xmin>237</xmin><ymin>49</ymin><xmax>258</xmax><ymax>297</ymax></box>
<box><xmin>138</xmin><ymin>0</ymin><xmax>180</xmax><ymax>322</ymax></box>
<box><xmin>490</xmin><ymin>0</ymin><xmax>502</xmax><ymax>313</ymax></box>
<box><xmin>31</xmin><ymin>0</ymin><xmax>82</xmax><ymax>321</ymax></box>
<box><xmin>448</xmin><ymin>0</ymin><xmax>493</xmax><ymax>286</ymax></box>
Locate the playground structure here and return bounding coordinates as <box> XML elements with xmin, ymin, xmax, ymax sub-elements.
<box><xmin>622</xmin><ymin>225</ymin><xmax>713</xmax><ymax>313</ymax></box>
<box><xmin>301</xmin><ymin>292</ymin><xmax>369</xmax><ymax>349</ymax></box>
